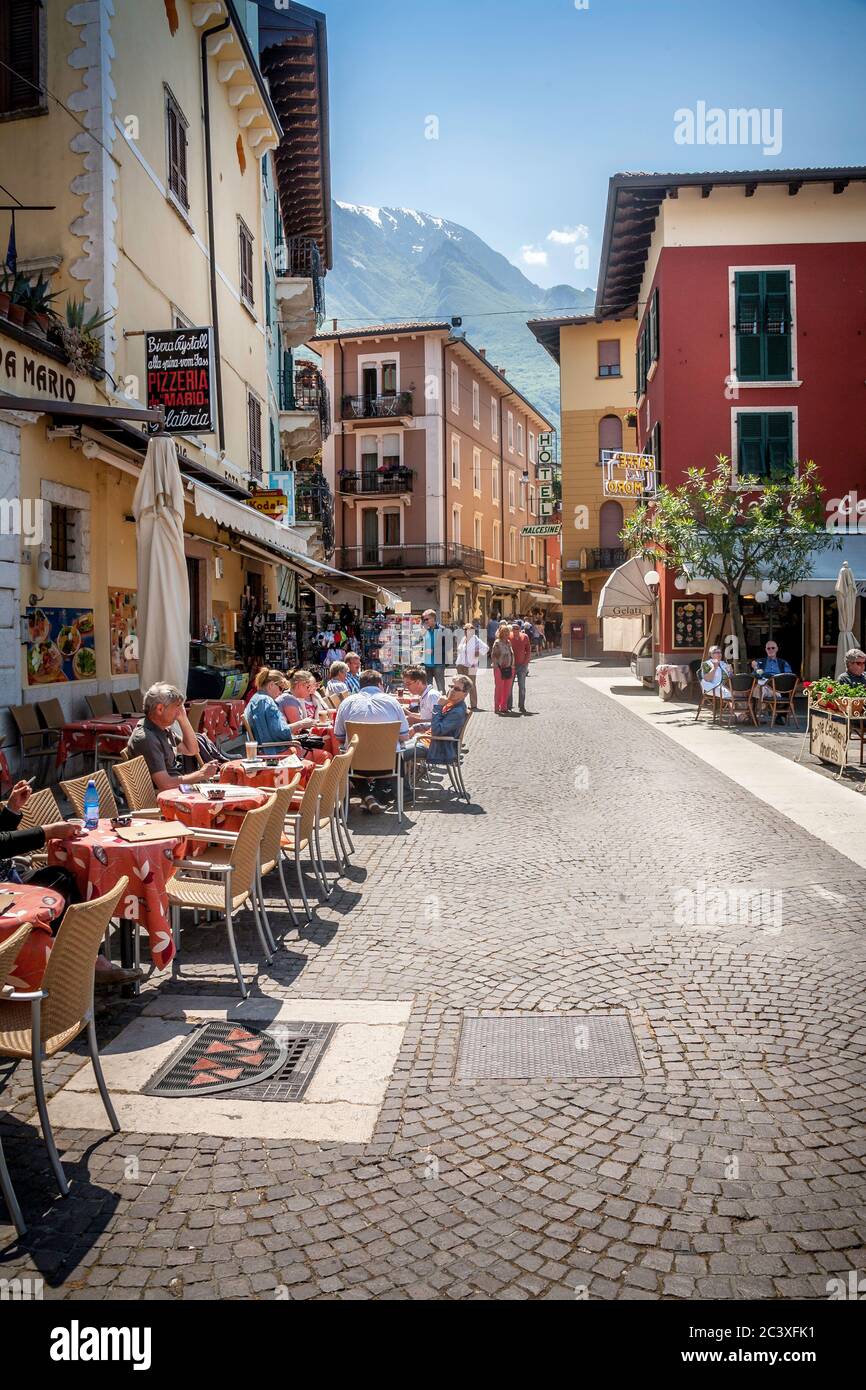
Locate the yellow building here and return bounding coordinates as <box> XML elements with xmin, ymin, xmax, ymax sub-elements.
<box><xmin>528</xmin><ymin>313</ymin><xmax>638</xmax><ymax>658</ymax></box>
<box><xmin>0</xmin><ymin>0</ymin><xmax>337</xmax><ymax>746</ymax></box>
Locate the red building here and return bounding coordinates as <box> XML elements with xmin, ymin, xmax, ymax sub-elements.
<box><xmin>596</xmin><ymin>167</ymin><xmax>866</xmax><ymax>676</ymax></box>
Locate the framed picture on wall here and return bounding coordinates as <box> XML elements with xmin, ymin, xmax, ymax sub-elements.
<box><xmin>108</xmin><ymin>589</ymin><xmax>139</xmax><ymax>675</ymax></box>
<box><xmin>671</xmin><ymin>598</ymin><xmax>707</xmax><ymax>651</ymax></box>
<box><xmin>26</xmin><ymin>607</ymin><xmax>96</xmax><ymax>685</ymax></box>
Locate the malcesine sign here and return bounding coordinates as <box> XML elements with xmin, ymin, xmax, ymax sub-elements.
<box><xmin>50</xmin><ymin>1321</ymin><xmax>152</xmax><ymax>1372</ymax></box>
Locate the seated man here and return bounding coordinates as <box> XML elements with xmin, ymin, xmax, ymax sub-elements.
<box><xmin>752</xmin><ymin>639</ymin><xmax>794</xmax><ymax>710</ymax></box>
<box><xmin>127</xmin><ymin>683</ymin><xmax>218</xmax><ymax>792</ymax></box>
<box><xmin>334</xmin><ymin>669</ymin><xmax>409</xmax><ymax>814</ymax></box>
<box><xmin>422</xmin><ymin>675</ymin><xmax>472</xmax><ymax>768</ymax></box>
<box><xmin>843</xmin><ymin>647</ymin><xmax>866</xmax><ymax>687</ymax></box>
<box><xmin>401</xmin><ymin>665</ymin><xmax>440</xmax><ymax>730</ymax></box>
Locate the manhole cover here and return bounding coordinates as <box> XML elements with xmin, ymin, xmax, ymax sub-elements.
<box><xmin>455</xmin><ymin>1014</ymin><xmax>642</xmax><ymax>1081</ymax></box>
<box><xmin>144</xmin><ymin>1021</ymin><xmax>334</xmax><ymax>1101</ymax></box>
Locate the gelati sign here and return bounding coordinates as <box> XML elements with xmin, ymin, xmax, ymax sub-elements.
<box><xmin>146</xmin><ymin>327</ymin><xmax>214</xmax><ymax>433</ymax></box>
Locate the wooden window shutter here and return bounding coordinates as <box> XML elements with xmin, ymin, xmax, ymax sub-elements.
<box><xmin>764</xmin><ymin>271</ymin><xmax>792</xmax><ymax>380</ymax></box>
<box><xmin>2</xmin><ymin>0</ymin><xmax>40</xmax><ymax>114</ymax></box>
<box><xmin>651</xmin><ymin>287</ymin><xmax>660</xmax><ymax>362</ymax></box>
<box><xmin>766</xmin><ymin>412</ymin><xmax>794</xmax><ymax>477</ymax></box>
<box><xmin>737</xmin><ymin>413</ymin><xmax>766</xmax><ymax>477</ymax></box>
<box><xmin>735</xmin><ymin>272</ymin><xmax>762</xmax><ymax>380</ymax></box>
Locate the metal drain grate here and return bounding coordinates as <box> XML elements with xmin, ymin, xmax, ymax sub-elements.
<box><xmin>455</xmin><ymin>1013</ymin><xmax>642</xmax><ymax>1082</ymax></box>
<box><xmin>144</xmin><ymin>1020</ymin><xmax>334</xmax><ymax>1102</ymax></box>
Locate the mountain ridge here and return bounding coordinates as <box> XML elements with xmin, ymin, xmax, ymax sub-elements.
<box><xmin>323</xmin><ymin>202</ymin><xmax>597</xmax><ymax>428</ymax></box>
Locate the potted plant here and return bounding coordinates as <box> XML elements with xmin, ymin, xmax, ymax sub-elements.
<box><xmin>56</xmin><ymin>295</ymin><xmax>114</xmax><ymax>377</ymax></box>
<box><xmin>0</xmin><ymin>269</ymin><xmax>11</xmax><ymax>319</ymax></box>
<box><xmin>624</xmin><ymin>410</ymin><xmax>637</xmax><ymax>429</ymax></box>
<box><xmin>22</xmin><ymin>273</ymin><xmax>62</xmax><ymax>336</ymax></box>
<box><xmin>8</xmin><ymin>272</ymin><xmax>31</xmax><ymax>326</ymax></box>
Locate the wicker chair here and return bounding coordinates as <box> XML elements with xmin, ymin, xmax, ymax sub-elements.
<box><xmin>344</xmin><ymin>721</ymin><xmax>404</xmax><ymax>822</ymax></box>
<box><xmin>61</xmin><ymin>768</ymin><xmax>118</xmax><ymax>820</ymax></box>
<box><xmin>0</xmin><ymin>879</ymin><xmax>128</xmax><ymax>1200</ymax></box>
<box><xmin>9</xmin><ymin>704</ymin><xmax>61</xmax><ymax>779</ymax></box>
<box><xmin>0</xmin><ymin>924</ymin><xmax>33</xmax><ymax>1235</ymax></box>
<box><xmin>112</xmin><ymin>756</ymin><xmax>159</xmax><ymax>815</ymax></box>
<box><xmin>282</xmin><ymin>764</ymin><xmax>330</xmax><ymax>922</ymax></box>
<box><xmin>316</xmin><ymin>755</ymin><xmax>351</xmax><ymax>885</ymax></box>
<box><xmin>17</xmin><ymin>785</ymin><xmax>65</xmax><ymax>869</ymax></box>
<box><xmin>166</xmin><ymin>799</ymin><xmax>273</xmax><ymax>998</ymax></box>
<box><xmin>331</xmin><ymin>738</ymin><xmax>357</xmax><ymax>858</ymax></box>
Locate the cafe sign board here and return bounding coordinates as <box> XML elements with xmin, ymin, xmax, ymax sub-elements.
<box><xmin>146</xmin><ymin>327</ymin><xmax>214</xmax><ymax>434</ymax></box>
<box><xmin>1</xmin><ymin>339</ymin><xmax>77</xmax><ymax>403</ymax></box>
<box><xmin>808</xmin><ymin>708</ymin><xmax>848</xmax><ymax>770</ymax></box>
<box><xmin>602</xmin><ymin>450</ymin><xmax>656</xmax><ymax>499</ymax></box>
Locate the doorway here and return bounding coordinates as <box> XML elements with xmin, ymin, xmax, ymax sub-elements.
<box><xmin>362</xmin><ymin>509</ymin><xmax>379</xmax><ymax>564</ymax></box>
<box><xmin>186</xmin><ymin>556</ymin><xmax>202</xmax><ymax>638</ymax></box>
<box><xmin>740</xmin><ymin>596</ymin><xmax>803</xmax><ymax>674</ymax></box>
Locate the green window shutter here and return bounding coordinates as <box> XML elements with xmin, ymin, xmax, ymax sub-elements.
<box><xmin>764</xmin><ymin>270</ymin><xmax>792</xmax><ymax>380</ymax></box>
<box><xmin>651</xmin><ymin>287</ymin><xmax>659</xmax><ymax>362</ymax></box>
<box><xmin>766</xmin><ymin>412</ymin><xmax>794</xmax><ymax>477</ymax></box>
<box><xmin>737</xmin><ymin>413</ymin><xmax>765</xmax><ymax>477</ymax></box>
<box><xmin>735</xmin><ymin>272</ymin><xmax>762</xmax><ymax>380</ymax></box>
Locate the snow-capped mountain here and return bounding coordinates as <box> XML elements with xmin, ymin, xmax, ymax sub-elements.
<box><xmin>324</xmin><ymin>203</ymin><xmax>596</xmax><ymax>428</ymax></box>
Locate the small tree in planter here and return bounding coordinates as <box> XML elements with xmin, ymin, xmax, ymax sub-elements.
<box><xmin>53</xmin><ymin>296</ymin><xmax>114</xmax><ymax>377</ymax></box>
<box><xmin>621</xmin><ymin>455</ymin><xmax>838</xmax><ymax>666</ymax></box>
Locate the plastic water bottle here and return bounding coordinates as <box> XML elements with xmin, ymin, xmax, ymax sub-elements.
<box><xmin>83</xmin><ymin>777</ymin><xmax>100</xmax><ymax>830</ymax></box>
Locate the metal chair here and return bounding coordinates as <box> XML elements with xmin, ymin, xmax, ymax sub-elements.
<box><xmin>694</xmin><ymin>684</ymin><xmax>721</xmax><ymax>723</ymax></box>
<box><xmin>9</xmin><ymin>704</ymin><xmax>61</xmax><ymax>780</ymax></box>
<box><xmin>413</xmin><ymin>710</ymin><xmax>472</xmax><ymax>803</ymax></box>
<box><xmin>762</xmin><ymin>673</ymin><xmax>801</xmax><ymax>729</ymax></box>
<box><xmin>85</xmin><ymin>693</ymin><xmax>113</xmax><ymax>719</ymax></box>
<box><xmin>0</xmin><ymin>924</ymin><xmax>33</xmax><ymax>1236</ymax></box>
<box><xmin>61</xmin><ymin>768</ymin><xmax>118</xmax><ymax>820</ymax></box>
<box><xmin>0</xmin><ymin>879</ymin><xmax>128</xmax><ymax>1201</ymax></box>
<box><xmin>719</xmin><ymin>674</ymin><xmax>758</xmax><ymax>728</ymax></box>
<box><xmin>36</xmin><ymin>698</ymin><xmax>66</xmax><ymax>735</ymax></box>
<box><xmin>166</xmin><ymin>799</ymin><xmax>273</xmax><ymax>998</ymax></box>
<box><xmin>344</xmin><ymin>721</ymin><xmax>404</xmax><ymax>822</ymax></box>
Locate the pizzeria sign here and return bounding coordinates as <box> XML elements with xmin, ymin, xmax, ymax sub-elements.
<box><xmin>602</xmin><ymin>450</ymin><xmax>656</xmax><ymax>499</ymax></box>
<box><xmin>146</xmin><ymin>327</ymin><xmax>214</xmax><ymax>434</ymax></box>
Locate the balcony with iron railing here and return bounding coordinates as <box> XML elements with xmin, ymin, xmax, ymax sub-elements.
<box><xmin>582</xmin><ymin>546</ymin><xmax>629</xmax><ymax>571</ymax></box>
<box><xmin>279</xmin><ymin>359</ymin><xmax>331</xmax><ymax>449</ymax></box>
<box><xmin>341</xmin><ymin>391</ymin><xmax>414</xmax><ymax>421</ymax></box>
<box><xmin>338</xmin><ymin>542</ymin><xmax>484</xmax><ymax>572</ymax></box>
<box><xmin>338</xmin><ymin>467</ymin><xmax>415</xmax><ymax>496</ymax></box>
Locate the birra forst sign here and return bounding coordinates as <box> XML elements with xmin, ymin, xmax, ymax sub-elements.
<box><xmin>146</xmin><ymin>327</ymin><xmax>214</xmax><ymax>433</ymax></box>
<box><xmin>601</xmin><ymin>450</ymin><xmax>656</xmax><ymax>499</ymax></box>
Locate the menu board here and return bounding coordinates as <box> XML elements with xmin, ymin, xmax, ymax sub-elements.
<box><xmin>671</xmin><ymin>598</ymin><xmax>707</xmax><ymax>651</ymax></box>
<box><xmin>108</xmin><ymin>588</ymin><xmax>139</xmax><ymax>675</ymax></box>
<box><xmin>145</xmin><ymin>327</ymin><xmax>214</xmax><ymax>434</ymax></box>
<box><xmin>26</xmin><ymin>606</ymin><xmax>96</xmax><ymax>685</ymax></box>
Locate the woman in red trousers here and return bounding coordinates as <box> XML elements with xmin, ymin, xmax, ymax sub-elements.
<box><xmin>490</xmin><ymin>624</ymin><xmax>516</xmax><ymax>715</ymax></box>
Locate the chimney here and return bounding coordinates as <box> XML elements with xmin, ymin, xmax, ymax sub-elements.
<box><xmin>332</xmin><ymin>318</ymin><xmax>338</xmax><ymax>331</ymax></box>
<box><xmin>478</xmin><ymin>348</ymin><xmax>486</xmax><ymax>358</ymax></box>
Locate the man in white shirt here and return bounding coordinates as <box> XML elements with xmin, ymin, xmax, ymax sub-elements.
<box><xmin>401</xmin><ymin>665</ymin><xmax>440</xmax><ymax>729</ymax></box>
<box><xmin>455</xmin><ymin>623</ymin><xmax>487</xmax><ymax>711</ymax></box>
<box><xmin>334</xmin><ymin>670</ymin><xmax>409</xmax><ymax>814</ymax></box>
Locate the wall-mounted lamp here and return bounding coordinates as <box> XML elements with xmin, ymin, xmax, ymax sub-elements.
<box><xmin>644</xmin><ymin>570</ymin><xmax>660</xmax><ymax>587</ymax></box>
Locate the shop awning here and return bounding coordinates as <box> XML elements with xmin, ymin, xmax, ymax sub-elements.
<box><xmin>528</xmin><ymin>590</ymin><xmax>561</xmax><ymax>606</ymax></box>
<box><xmin>597</xmin><ymin>557</ymin><xmax>656</xmax><ymax>618</ymax></box>
<box><xmin>685</xmin><ymin>534</ymin><xmax>854</xmax><ymax>599</ymax></box>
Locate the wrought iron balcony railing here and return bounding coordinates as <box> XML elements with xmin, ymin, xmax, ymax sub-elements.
<box><xmin>274</xmin><ymin>233</ymin><xmax>325</xmax><ymax>325</ymax></box>
<box><xmin>341</xmin><ymin>392</ymin><xmax>414</xmax><ymax>421</ymax></box>
<box><xmin>338</xmin><ymin>468</ymin><xmax>415</xmax><ymax>496</ymax></box>
<box><xmin>279</xmin><ymin>363</ymin><xmax>331</xmax><ymax>441</ymax></box>
<box><xmin>338</xmin><ymin>543</ymin><xmax>484</xmax><ymax>572</ymax></box>
<box><xmin>583</xmin><ymin>546</ymin><xmax>628</xmax><ymax>570</ymax></box>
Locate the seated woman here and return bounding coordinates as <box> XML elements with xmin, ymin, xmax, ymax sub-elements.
<box><xmin>325</xmin><ymin>660</ymin><xmax>351</xmax><ymax>701</ymax></box>
<box><xmin>246</xmin><ymin>669</ymin><xmax>314</xmax><ymax>750</ymax></box>
<box><xmin>278</xmin><ymin>669</ymin><xmax>329</xmax><ymax>723</ymax></box>
<box><xmin>700</xmin><ymin>646</ymin><xmax>733</xmax><ymax>699</ymax></box>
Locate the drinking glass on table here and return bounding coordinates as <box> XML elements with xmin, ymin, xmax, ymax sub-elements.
<box><xmin>245</xmin><ymin>739</ymin><xmax>258</xmax><ymax>760</ymax></box>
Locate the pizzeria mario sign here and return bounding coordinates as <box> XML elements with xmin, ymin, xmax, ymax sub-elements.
<box><xmin>146</xmin><ymin>327</ymin><xmax>214</xmax><ymax>433</ymax></box>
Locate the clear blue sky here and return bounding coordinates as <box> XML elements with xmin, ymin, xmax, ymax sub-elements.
<box><xmin>305</xmin><ymin>0</ymin><xmax>866</xmax><ymax>290</ymax></box>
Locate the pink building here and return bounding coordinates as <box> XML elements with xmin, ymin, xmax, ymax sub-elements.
<box><xmin>314</xmin><ymin>321</ymin><xmax>559</xmax><ymax>622</ymax></box>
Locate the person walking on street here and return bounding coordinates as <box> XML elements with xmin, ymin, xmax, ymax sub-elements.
<box><xmin>486</xmin><ymin>613</ymin><xmax>500</xmax><ymax>650</ymax></box>
<box><xmin>491</xmin><ymin>624</ymin><xmax>516</xmax><ymax>715</ymax></box>
<box><xmin>456</xmin><ymin>622</ymin><xmax>487</xmax><ymax>710</ymax></box>
<box><xmin>422</xmin><ymin>608</ymin><xmax>447</xmax><ymax>692</ymax></box>
<box><xmin>507</xmin><ymin>620</ymin><xmax>532</xmax><ymax>714</ymax></box>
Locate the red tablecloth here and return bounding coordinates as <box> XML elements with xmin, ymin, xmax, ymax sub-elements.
<box><xmin>0</xmin><ymin>749</ymin><xmax>10</xmax><ymax>790</ymax></box>
<box><xmin>58</xmin><ymin>716</ymin><xmax>139</xmax><ymax>768</ymax></box>
<box><xmin>219</xmin><ymin>755</ymin><xmax>306</xmax><ymax>790</ymax></box>
<box><xmin>158</xmin><ymin>785</ymin><xmax>271</xmax><ymax>835</ymax></box>
<box><xmin>0</xmin><ymin>882</ymin><xmax>65</xmax><ymax>990</ymax></box>
<box><xmin>49</xmin><ymin>820</ymin><xmax>184</xmax><ymax>969</ymax></box>
<box><xmin>200</xmin><ymin>700</ymin><xmax>245</xmax><ymax>743</ymax></box>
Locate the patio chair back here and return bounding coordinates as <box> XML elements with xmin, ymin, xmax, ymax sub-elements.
<box><xmin>728</xmin><ymin>674</ymin><xmax>756</xmax><ymax>693</ymax></box>
<box><xmin>332</xmin><ymin>738</ymin><xmax>357</xmax><ymax>805</ymax></box>
<box><xmin>226</xmin><ymin>800</ymin><xmax>272</xmax><ymax>904</ymax></box>
<box><xmin>10</xmin><ymin>704</ymin><xmax>48</xmax><ymax>753</ymax></box>
<box><xmin>258</xmin><ymin>782</ymin><xmax>299</xmax><ymax>868</ymax></box>
<box><xmin>769</xmin><ymin>674</ymin><xmax>798</xmax><ymax>695</ymax></box>
<box><xmin>0</xmin><ymin>924</ymin><xmax>32</xmax><ymax>988</ymax></box>
<box><xmin>344</xmin><ymin>721</ymin><xmax>400</xmax><ymax>775</ymax></box>
<box><xmin>113</xmin><ymin>690</ymin><xmax>135</xmax><ymax>716</ymax></box>
<box><xmin>61</xmin><ymin>768</ymin><xmax>118</xmax><ymax>820</ymax></box>
<box><xmin>18</xmin><ymin>785</ymin><xmax>63</xmax><ymax>830</ymax></box>
<box><xmin>327</xmin><ymin>692</ymin><xmax>342</xmax><ymax>709</ymax></box>
<box><xmin>112</xmin><ymin>755</ymin><xmax>156</xmax><ymax>811</ymax></box>
<box><xmin>317</xmin><ymin>757</ymin><xmax>344</xmax><ymax>824</ymax></box>
<box><xmin>241</xmin><ymin>711</ymin><xmax>254</xmax><ymax>741</ymax></box>
<box><xmin>39</xmin><ymin>878</ymin><xmax>128</xmax><ymax>1050</ymax></box>
<box><xmin>36</xmin><ymin>698</ymin><xmax>65</xmax><ymax>730</ymax></box>
<box><xmin>187</xmin><ymin>701</ymin><xmax>208</xmax><ymax>734</ymax></box>
<box><xmin>86</xmin><ymin>694</ymin><xmax>113</xmax><ymax>719</ymax></box>
<box><xmin>297</xmin><ymin>764</ymin><xmax>328</xmax><ymax>843</ymax></box>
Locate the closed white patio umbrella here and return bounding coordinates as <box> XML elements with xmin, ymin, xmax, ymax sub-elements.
<box><xmin>132</xmin><ymin>435</ymin><xmax>189</xmax><ymax>694</ymax></box>
<box><xmin>835</xmin><ymin>561</ymin><xmax>857</xmax><ymax>678</ymax></box>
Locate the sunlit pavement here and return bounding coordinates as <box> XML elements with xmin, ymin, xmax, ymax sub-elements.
<box><xmin>2</xmin><ymin>655</ymin><xmax>865</xmax><ymax>1299</ymax></box>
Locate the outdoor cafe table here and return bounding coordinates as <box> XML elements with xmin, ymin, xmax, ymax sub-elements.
<box><xmin>219</xmin><ymin>752</ymin><xmax>308</xmax><ymax>790</ymax></box>
<box><xmin>57</xmin><ymin>715</ymin><xmax>140</xmax><ymax>769</ymax></box>
<box><xmin>0</xmin><ymin>882</ymin><xmax>65</xmax><ymax>990</ymax></box>
<box><xmin>48</xmin><ymin>820</ymin><xmax>184</xmax><ymax>971</ymax></box>
<box><xmin>157</xmin><ymin>785</ymin><xmax>271</xmax><ymax>838</ymax></box>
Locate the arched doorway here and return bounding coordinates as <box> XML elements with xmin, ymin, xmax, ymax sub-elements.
<box><xmin>599</xmin><ymin>414</ymin><xmax>623</xmax><ymax>458</ymax></box>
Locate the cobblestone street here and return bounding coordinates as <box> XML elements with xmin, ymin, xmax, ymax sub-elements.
<box><xmin>2</xmin><ymin>656</ymin><xmax>865</xmax><ymax>1301</ymax></box>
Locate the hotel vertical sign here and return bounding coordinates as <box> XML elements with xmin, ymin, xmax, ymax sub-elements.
<box><xmin>146</xmin><ymin>328</ymin><xmax>214</xmax><ymax>434</ymax></box>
